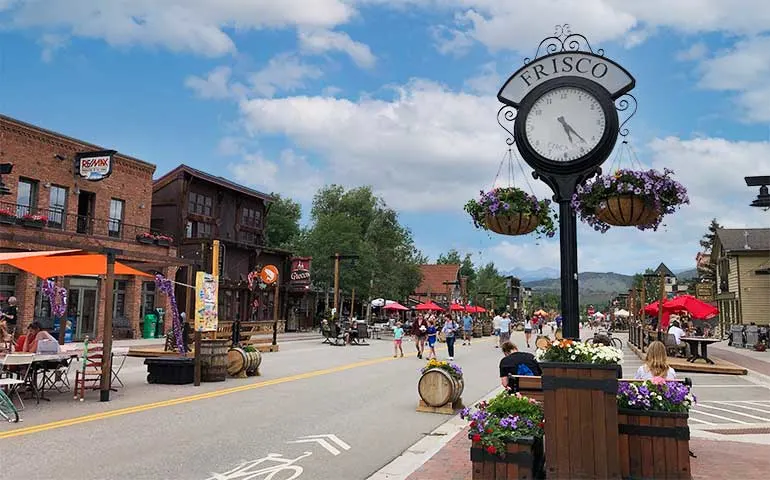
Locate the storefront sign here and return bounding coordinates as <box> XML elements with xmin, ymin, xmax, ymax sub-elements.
<box><xmin>260</xmin><ymin>265</ymin><xmax>279</xmax><ymax>285</ymax></box>
<box><xmin>75</xmin><ymin>150</ymin><xmax>116</xmax><ymax>181</ymax></box>
<box><xmin>290</xmin><ymin>257</ymin><xmax>312</xmax><ymax>285</ymax></box>
<box><xmin>194</xmin><ymin>271</ymin><xmax>219</xmax><ymax>332</ymax></box>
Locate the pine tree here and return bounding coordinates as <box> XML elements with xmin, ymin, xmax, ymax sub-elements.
<box><xmin>697</xmin><ymin>218</ymin><xmax>721</xmax><ymax>282</ymax></box>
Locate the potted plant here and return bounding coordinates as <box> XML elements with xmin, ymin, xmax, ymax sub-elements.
<box><xmin>0</xmin><ymin>208</ymin><xmax>16</xmax><ymax>225</ymax></box>
<box><xmin>154</xmin><ymin>234</ymin><xmax>174</xmax><ymax>247</ymax></box>
<box><xmin>21</xmin><ymin>213</ymin><xmax>47</xmax><ymax>228</ymax></box>
<box><xmin>535</xmin><ymin>339</ymin><xmax>624</xmax><ymax>478</ymax></box>
<box><xmin>464</xmin><ymin>187</ymin><xmax>556</xmax><ymax>237</ymax></box>
<box><xmin>417</xmin><ymin>359</ymin><xmax>465</xmax><ymax>412</ymax></box>
<box><xmin>136</xmin><ymin>232</ymin><xmax>155</xmax><ymax>244</ymax></box>
<box><xmin>571</xmin><ymin>168</ymin><xmax>689</xmax><ymax>232</ymax></box>
<box><xmin>462</xmin><ymin>392</ymin><xmax>545</xmax><ymax>479</ymax></box>
<box><xmin>755</xmin><ymin>341</ymin><xmax>767</xmax><ymax>352</ymax></box>
<box><xmin>617</xmin><ymin>378</ymin><xmax>696</xmax><ymax>479</ymax></box>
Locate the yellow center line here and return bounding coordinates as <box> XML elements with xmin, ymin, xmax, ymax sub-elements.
<box><xmin>1</xmin><ymin>336</ymin><xmax>491</xmax><ymax>440</ymax></box>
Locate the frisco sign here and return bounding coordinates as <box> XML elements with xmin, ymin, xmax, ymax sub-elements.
<box><xmin>498</xmin><ymin>52</ymin><xmax>635</xmax><ymax>107</ymax></box>
<box><xmin>290</xmin><ymin>257</ymin><xmax>312</xmax><ymax>284</ymax></box>
<box><xmin>75</xmin><ymin>149</ymin><xmax>116</xmax><ymax>181</ymax></box>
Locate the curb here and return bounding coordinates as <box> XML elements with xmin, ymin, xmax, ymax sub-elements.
<box><xmin>367</xmin><ymin>386</ymin><xmax>503</xmax><ymax>480</ymax></box>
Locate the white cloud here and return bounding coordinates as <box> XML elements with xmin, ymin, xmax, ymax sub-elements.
<box><xmin>248</xmin><ymin>54</ymin><xmax>323</xmax><ymax>98</ymax></box>
<box><xmin>676</xmin><ymin>42</ymin><xmax>708</xmax><ymax>62</ymax></box>
<box><xmin>228</xmin><ymin>149</ymin><xmax>324</xmax><ymax>201</ymax></box>
<box><xmin>464</xmin><ymin>62</ymin><xmax>501</xmax><ymax>95</ymax></box>
<box><xmin>185</xmin><ymin>66</ymin><xmax>237</xmax><ymax>100</ymax></box>
<box><xmin>298</xmin><ymin>29</ymin><xmax>376</xmax><ymax>68</ymax></box>
<box><xmin>38</xmin><ymin>33</ymin><xmax>68</xmax><ymax>62</ymax></box>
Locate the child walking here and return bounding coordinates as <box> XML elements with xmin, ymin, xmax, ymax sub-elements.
<box><xmin>425</xmin><ymin>320</ymin><xmax>438</xmax><ymax>360</ymax></box>
<box><xmin>393</xmin><ymin>322</ymin><xmax>404</xmax><ymax>358</ymax></box>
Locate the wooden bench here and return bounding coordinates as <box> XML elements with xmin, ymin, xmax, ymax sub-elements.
<box><xmin>507</xmin><ymin>375</ymin><xmax>693</xmax><ymax>403</ymax></box>
<box><xmin>213</xmin><ymin>321</ymin><xmax>277</xmax><ymax>347</ymax></box>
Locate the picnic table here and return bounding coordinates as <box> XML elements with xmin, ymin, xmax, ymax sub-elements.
<box><xmin>681</xmin><ymin>337</ymin><xmax>721</xmax><ymax>365</ymax></box>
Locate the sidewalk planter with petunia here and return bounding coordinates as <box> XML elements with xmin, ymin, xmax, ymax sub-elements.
<box><xmin>154</xmin><ymin>234</ymin><xmax>174</xmax><ymax>247</ymax></box>
<box><xmin>136</xmin><ymin>232</ymin><xmax>155</xmax><ymax>245</ymax></box>
<box><xmin>571</xmin><ymin>169</ymin><xmax>689</xmax><ymax>233</ymax></box>
<box><xmin>465</xmin><ymin>187</ymin><xmax>557</xmax><ymax>238</ymax></box>
<box><xmin>0</xmin><ymin>209</ymin><xmax>16</xmax><ymax>225</ymax></box>
<box><xmin>21</xmin><ymin>214</ymin><xmax>47</xmax><ymax>228</ymax></box>
<box><xmin>617</xmin><ymin>379</ymin><xmax>695</xmax><ymax>480</ymax></box>
<box><xmin>417</xmin><ymin>359</ymin><xmax>465</xmax><ymax>414</ymax></box>
<box><xmin>535</xmin><ymin>339</ymin><xmax>624</xmax><ymax>479</ymax></box>
<box><xmin>462</xmin><ymin>392</ymin><xmax>545</xmax><ymax>480</ymax></box>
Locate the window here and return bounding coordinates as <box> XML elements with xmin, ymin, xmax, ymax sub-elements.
<box><xmin>113</xmin><ymin>280</ymin><xmax>127</xmax><ymax>320</ymax></box>
<box><xmin>241</xmin><ymin>207</ymin><xmax>261</xmax><ymax>227</ymax></box>
<box><xmin>108</xmin><ymin>198</ymin><xmax>125</xmax><ymax>238</ymax></box>
<box><xmin>239</xmin><ymin>230</ymin><xmax>257</xmax><ymax>244</ymax></box>
<box><xmin>16</xmin><ymin>178</ymin><xmax>38</xmax><ymax>217</ymax></box>
<box><xmin>140</xmin><ymin>281</ymin><xmax>156</xmax><ymax>320</ymax></box>
<box><xmin>188</xmin><ymin>192</ymin><xmax>213</xmax><ymax>216</ymax></box>
<box><xmin>0</xmin><ymin>273</ymin><xmax>16</xmax><ymax>306</ymax></box>
<box><xmin>185</xmin><ymin>221</ymin><xmax>213</xmax><ymax>238</ymax></box>
<box><xmin>48</xmin><ymin>185</ymin><xmax>67</xmax><ymax>229</ymax></box>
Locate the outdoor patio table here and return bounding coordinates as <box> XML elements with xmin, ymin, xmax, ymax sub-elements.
<box><xmin>682</xmin><ymin>337</ymin><xmax>721</xmax><ymax>365</ymax></box>
<box><xmin>28</xmin><ymin>353</ymin><xmax>77</xmax><ymax>403</ymax></box>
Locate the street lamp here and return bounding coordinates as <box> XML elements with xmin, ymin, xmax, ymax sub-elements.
<box><xmin>745</xmin><ymin>176</ymin><xmax>770</xmax><ymax>209</ymax></box>
<box><xmin>0</xmin><ymin>163</ymin><xmax>12</xmax><ymax>196</ymax></box>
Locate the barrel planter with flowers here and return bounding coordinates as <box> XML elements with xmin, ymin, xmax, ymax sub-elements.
<box><xmin>535</xmin><ymin>339</ymin><xmax>624</xmax><ymax>479</ymax></box>
<box><xmin>617</xmin><ymin>379</ymin><xmax>695</xmax><ymax>480</ymax></box>
<box><xmin>465</xmin><ymin>187</ymin><xmax>556</xmax><ymax>238</ymax></box>
<box><xmin>571</xmin><ymin>168</ymin><xmax>688</xmax><ymax>233</ymax></box>
<box><xmin>462</xmin><ymin>392</ymin><xmax>545</xmax><ymax>480</ymax></box>
<box><xmin>417</xmin><ymin>359</ymin><xmax>464</xmax><ymax>414</ymax></box>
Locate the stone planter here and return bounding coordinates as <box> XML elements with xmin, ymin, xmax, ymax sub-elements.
<box><xmin>595</xmin><ymin>195</ymin><xmax>659</xmax><ymax>227</ymax></box>
<box><xmin>484</xmin><ymin>212</ymin><xmax>539</xmax><ymax>236</ymax></box>
<box><xmin>540</xmin><ymin>362</ymin><xmax>621</xmax><ymax>479</ymax></box>
<box><xmin>618</xmin><ymin>409</ymin><xmax>691</xmax><ymax>480</ymax></box>
<box><xmin>471</xmin><ymin>436</ymin><xmax>545</xmax><ymax>480</ymax></box>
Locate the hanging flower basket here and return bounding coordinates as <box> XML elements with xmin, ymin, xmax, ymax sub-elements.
<box><xmin>572</xmin><ymin>168</ymin><xmax>689</xmax><ymax>233</ymax></box>
<box><xmin>465</xmin><ymin>187</ymin><xmax>556</xmax><ymax>238</ymax></box>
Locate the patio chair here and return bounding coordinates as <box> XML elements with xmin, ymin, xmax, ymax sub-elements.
<box><xmin>663</xmin><ymin>334</ymin><xmax>687</xmax><ymax>357</ymax></box>
<box><xmin>74</xmin><ymin>346</ymin><xmax>104</xmax><ymax>401</ymax></box>
<box><xmin>0</xmin><ymin>353</ymin><xmax>34</xmax><ymax>410</ymax></box>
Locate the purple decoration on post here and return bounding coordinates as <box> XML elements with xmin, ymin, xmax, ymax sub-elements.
<box><xmin>43</xmin><ymin>279</ymin><xmax>68</xmax><ymax>319</ymax></box>
<box><xmin>154</xmin><ymin>274</ymin><xmax>186</xmax><ymax>354</ymax></box>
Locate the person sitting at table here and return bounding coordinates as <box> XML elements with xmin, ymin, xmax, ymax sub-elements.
<box><xmin>668</xmin><ymin>321</ymin><xmax>689</xmax><ymax>357</ymax></box>
<box><xmin>345</xmin><ymin>322</ymin><xmax>359</xmax><ymax>345</ymax></box>
<box><xmin>635</xmin><ymin>341</ymin><xmax>676</xmax><ymax>380</ymax></box>
<box><xmin>22</xmin><ymin>322</ymin><xmax>60</xmax><ymax>353</ymax></box>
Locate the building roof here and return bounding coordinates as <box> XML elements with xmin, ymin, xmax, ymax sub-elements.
<box><xmin>0</xmin><ymin>113</ymin><xmax>155</xmax><ymax>171</ymax></box>
<box><xmin>414</xmin><ymin>264</ymin><xmax>461</xmax><ymax>295</ymax></box>
<box><xmin>153</xmin><ymin>164</ymin><xmax>274</xmax><ymax>202</ymax></box>
<box><xmin>654</xmin><ymin>263</ymin><xmax>675</xmax><ymax>277</ymax></box>
<box><xmin>716</xmin><ymin>228</ymin><xmax>770</xmax><ymax>253</ymax></box>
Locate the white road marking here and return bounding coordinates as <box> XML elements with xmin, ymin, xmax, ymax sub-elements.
<box><xmin>690</xmin><ymin>409</ymin><xmax>750</xmax><ymax>424</ymax></box>
<box><xmin>287</xmin><ymin>434</ymin><xmax>350</xmax><ymax>456</ymax></box>
<box><xmin>687</xmin><ymin>417</ymin><xmax>716</xmax><ymax>425</ymax></box>
<box><xmin>206</xmin><ymin>452</ymin><xmax>312</xmax><ymax>480</ymax></box>
<box><xmin>695</xmin><ymin>404</ymin><xmax>770</xmax><ymax>422</ymax></box>
<box><xmin>713</xmin><ymin>402</ymin><xmax>770</xmax><ymax>415</ymax></box>
<box><xmin>747</xmin><ymin>401</ymin><xmax>770</xmax><ymax>406</ymax></box>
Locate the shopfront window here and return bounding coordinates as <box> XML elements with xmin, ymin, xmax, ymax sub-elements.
<box><xmin>140</xmin><ymin>281</ymin><xmax>156</xmax><ymax>319</ymax></box>
<box><xmin>0</xmin><ymin>273</ymin><xmax>16</xmax><ymax>306</ymax></box>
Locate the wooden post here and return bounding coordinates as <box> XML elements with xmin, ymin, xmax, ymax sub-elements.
<box><xmin>99</xmin><ymin>250</ymin><xmax>119</xmax><ymax>402</ymax></box>
<box><xmin>657</xmin><ymin>272</ymin><xmax>666</xmax><ymax>338</ymax></box>
<box><xmin>640</xmin><ymin>280</ymin><xmax>646</xmax><ymax>319</ymax></box>
<box><xmin>57</xmin><ymin>277</ymin><xmax>66</xmax><ymax>345</ymax></box>
<box><xmin>350</xmin><ymin>288</ymin><xmax>356</xmax><ymax>319</ymax></box>
<box><xmin>272</xmin><ymin>282</ymin><xmax>279</xmax><ymax>346</ymax></box>
<box><xmin>333</xmin><ymin>253</ymin><xmax>340</xmax><ymax>319</ymax></box>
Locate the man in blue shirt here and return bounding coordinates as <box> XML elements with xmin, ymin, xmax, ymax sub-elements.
<box><xmin>462</xmin><ymin>313</ymin><xmax>473</xmax><ymax>345</ymax></box>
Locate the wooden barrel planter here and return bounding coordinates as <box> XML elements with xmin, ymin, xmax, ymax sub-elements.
<box><xmin>618</xmin><ymin>409</ymin><xmax>691</xmax><ymax>480</ymax></box>
<box><xmin>535</xmin><ymin>336</ymin><xmax>550</xmax><ymax>350</ymax></box>
<box><xmin>200</xmin><ymin>339</ymin><xmax>229</xmax><ymax>382</ymax></box>
<box><xmin>417</xmin><ymin>368</ymin><xmax>464</xmax><ymax>414</ymax></box>
<box><xmin>540</xmin><ymin>363</ymin><xmax>621</xmax><ymax>479</ymax></box>
<box><xmin>227</xmin><ymin>347</ymin><xmax>263</xmax><ymax>378</ymax></box>
<box><xmin>473</xmin><ymin>324</ymin><xmax>483</xmax><ymax>338</ymax></box>
<box><xmin>596</xmin><ymin>195</ymin><xmax>659</xmax><ymax>227</ymax></box>
<box><xmin>485</xmin><ymin>212</ymin><xmax>539</xmax><ymax>236</ymax></box>
<box><xmin>482</xmin><ymin>322</ymin><xmax>492</xmax><ymax>336</ymax></box>
<box><xmin>471</xmin><ymin>437</ymin><xmax>545</xmax><ymax>480</ymax></box>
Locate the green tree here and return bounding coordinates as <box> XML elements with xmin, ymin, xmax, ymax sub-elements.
<box><xmin>697</xmin><ymin>218</ymin><xmax>721</xmax><ymax>283</ymax></box>
<box><xmin>473</xmin><ymin>262</ymin><xmax>508</xmax><ymax>310</ymax></box>
<box><xmin>437</xmin><ymin>249</ymin><xmax>462</xmax><ymax>264</ymax></box>
<box><xmin>264</xmin><ymin>194</ymin><xmax>302</xmax><ymax>248</ymax></box>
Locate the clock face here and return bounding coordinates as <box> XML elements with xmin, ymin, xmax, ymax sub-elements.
<box><xmin>523</xmin><ymin>86</ymin><xmax>607</xmax><ymax>162</ymax></box>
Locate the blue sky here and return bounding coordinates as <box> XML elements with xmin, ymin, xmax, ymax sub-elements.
<box><xmin>1</xmin><ymin>1</ymin><xmax>768</xmax><ymax>278</ymax></box>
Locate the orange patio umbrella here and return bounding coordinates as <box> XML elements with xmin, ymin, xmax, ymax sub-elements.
<box><xmin>0</xmin><ymin>253</ymin><xmax>151</xmax><ymax>278</ymax></box>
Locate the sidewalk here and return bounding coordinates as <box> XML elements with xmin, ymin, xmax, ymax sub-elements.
<box><xmin>64</xmin><ymin>331</ymin><xmax>322</xmax><ymax>350</ymax></box>
<box><xmin>709</xmin><ymin>342</ymin><xmax>770</xmax><ymax>377</ymax></box>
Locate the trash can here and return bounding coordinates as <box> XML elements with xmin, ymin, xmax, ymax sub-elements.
<box><xmin>154</xmin><ymin>308</ymin><xmax>166</xmax><ymax>338</ymax></box>
<box><xmin>143</xmin><ymin>313</ymin><xmax>158</xmax><ymax>339</ymax></box>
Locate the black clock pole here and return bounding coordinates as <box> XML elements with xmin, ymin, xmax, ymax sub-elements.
<box><xmin>558</xmin><ymin>198</ymin><xmax>580</xmax><ymax>340</ymax></box>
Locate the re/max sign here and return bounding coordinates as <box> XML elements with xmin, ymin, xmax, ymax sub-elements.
<box><xmin>498</xmin><ymin>52</ymin><xmax>635</xmax><ymax>107</ymax></box>
<box><xmin>80</xmin><ymin>157</ymin><xmax>110</xmax><ymax>169</ymax></box>
<box><xmin>76</xmin><ymin>149</ymin><xmax>115</xmax><ymax>181</ymax></box>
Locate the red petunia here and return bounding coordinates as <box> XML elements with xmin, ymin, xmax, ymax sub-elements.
<box><xmin>487</xmin><ymin>445</ymin><xmax>497</xmax><ymax>454</ymax></box>
<box><xmin>486</xmin><ymin>429</ymin><xmax>493</xmax><ymax>434</ymax></box>
<box><xmin>470</xmin><ymin>421</ymin><xmax>477</xmax><ymax>428</ymax></box>
<box><xmin>538</xmin><ymin>421</ymin><xmax>545</xmax><ymax>428</ymax></box>
<box><xmin>472</xmin><ymin>434</ymin><xmax>481</xmax><ymax>442</ymax></box>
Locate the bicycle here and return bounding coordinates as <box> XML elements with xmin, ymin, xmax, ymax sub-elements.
<box><xmin>587</xmin><ymin>330</ymin><xmax>623</xmax><ymax>350</ymax></box>
<box><xmin>0</xmin><ymin>389</ymin><xmax>19</xmax><ymax>423</ymax></box>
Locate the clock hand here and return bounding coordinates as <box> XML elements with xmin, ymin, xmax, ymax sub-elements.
<box><xmin>556</xmin><ymin>116</ymin><xmax>574</xmax><ymax>143</ymax></box>
<box><xmin>557</xmin><ymin>116</ymin><xmax>586</xmax><ymax>143</ymax></box>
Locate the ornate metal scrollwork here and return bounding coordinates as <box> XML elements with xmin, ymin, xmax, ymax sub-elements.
<box><xmin>615</xmin><ymin>93</ymin><xmax>637</xmax><ymax>138</ymax></box>
<box><xmin>524</xmin><ymin>23</ymin><xmax>605</xmax><ymax>64</ymax></box>
<box><xmin>497</xmin><ymin>105</ymin><xmax>517</xmax><ymax>146</ymax></box>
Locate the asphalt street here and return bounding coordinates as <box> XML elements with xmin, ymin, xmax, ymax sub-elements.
<box><xmin>2</xmin><ymin>329</ymin><xmax>768</xmax><ymax>480</ymax></box>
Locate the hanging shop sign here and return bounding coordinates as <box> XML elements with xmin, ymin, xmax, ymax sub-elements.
<box><xmin>75</xmin><ymin>150</ymin><xmax>116</xmax><ymax>181</ymax></box>
<box><xmin>260</xmin><ymin>265</ymin><xmax>279</xmax><ymax>285</ymax></box>
<box><xmin>194</xmin><ymin>271</ymin><xmax>219</xmax><ymax>332</ymax></box>
<box><xmin>289</xmin><ymin>257</ymin><xmax>312</xmax><ymax>285</ymax></box>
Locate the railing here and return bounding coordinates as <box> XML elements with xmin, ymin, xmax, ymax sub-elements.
<box><xmin>0</xmin><ymin>200</ymin><xmax>176</xmax><ymax>244</ymax></box>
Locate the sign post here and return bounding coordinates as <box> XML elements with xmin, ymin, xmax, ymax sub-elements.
<box><xmin>496</xmin><ymin>24</ymin><xmax>636</xmax><ymax>340</ymax></box>
<box><xmin>194</xmin><ymin>240</ymin><xmax>220</xmax><ymax>386</ymax></box>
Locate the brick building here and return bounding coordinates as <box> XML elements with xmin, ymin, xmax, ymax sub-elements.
<box><xmin>0</xmin><ymin>114</ymin><xmax>182</xmax><ymax>340</ymax></box>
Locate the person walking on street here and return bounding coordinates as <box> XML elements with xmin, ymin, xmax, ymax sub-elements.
<box><xmin>413</xmin><ymin>314</ymin><xmax>427</xmax><ymax>359</ymax></box>
<box><xmin>492</xmin><ymin>312</ymin><xmax>502</xmax><ymax>348</ymax></box>
<box><xmin>393</xmin><ymin>322</ymin><xmax>405</xmax><ymax>358</ymax></box>
<box><xmin>442</xmin><ymin>314</ymin><xmax>459</xmax><ymax>360</ymax></box>
<box><xmin>462</xmin><ymin>312</ymin><xmax>473</xmax><ymax>346</ymax></box>
<box><xmin>523</xmin><ymin>315</ymin><xmax>533</xmax><ymax>348</ymax></box>
<box><xmin>499</xmin><ymin>313</ymin><xmax>511</xmax><ymax>349</ymax></box>
<box><xmin>425</xmin><ymin>319</ymin><xmax>438</xmax><ymax>360</ymax></box>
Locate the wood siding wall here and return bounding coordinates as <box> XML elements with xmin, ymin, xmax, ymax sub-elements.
<box><xmin>738</xmin><ymin>255</ymin><xmax>770</xmax><ymax>325</ymax></box>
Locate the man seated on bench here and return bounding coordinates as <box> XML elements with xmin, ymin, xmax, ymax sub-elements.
<box><xmin>499</xmin><ymin>341</ymin><xmax>541</xmax><ymax>392</ymax></box>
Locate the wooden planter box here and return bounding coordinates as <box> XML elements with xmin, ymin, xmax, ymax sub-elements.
<box><xmin>618</xmin><ymin>409</ymin><xmax>691</xmax><ymax>480</ymax></box>
<box><xmin>0</xmin><ymin>215</ymin><xmax>16</xmax><ymax>225</ymax></box>
<box><xmin>155</xmin><ymin>238</ymin><xmax>171</xmax><ymax>247</ymax></box>
<box><xmin>471</xmin><ymin>437</ymin><xmax>544</xmax><ymax>480</ymax></box>
<box><xmin>22</xmin><ymin>219</ymin><xmax>46</xmax><ymax>228</ymax></box>
<box><xmin>541</xmin><ymin>362</ymin><xmax>621</xmax><ymax>479</ymax></box>
<box><xmin>136</xmin><ymin>235</ymin><xmax>155</xmax><ymax>245</ymax></box>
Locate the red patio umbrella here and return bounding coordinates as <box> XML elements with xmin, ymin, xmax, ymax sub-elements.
<box><xmin>465</xmin><ymin>305</ymin><xmax>486</xmax><ymax>313</ymax></box>
<box><xmin>415</xmin><ymin>301</ymin><xmax>444</xmax><ymax>311</ymax></box>
<box><xmin>643</xmin><ymin>301</ymin><xmax>660</xmax><ymax>316</ymax></box>
<box><xmin>663</xmin><ymin>295</ymin><xmax>719</xmax><ymax>319</ymax></box>
<box><xmin>383</xmin><ymin>302</ymin><xmax>409</xmax><ymax>311</ymax></box>
<box><xmin>449</xmin><ymin>302</ymin><xmax>466</xmax><ymax>312</ymax></box>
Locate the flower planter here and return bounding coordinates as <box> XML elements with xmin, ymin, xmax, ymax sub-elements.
<box><xmin>617</xmin><ymin>409</ymin><xmax>691</xmax><ymax>480</ymax></box>
<box><xmin>136</xmin><ymin>235</ymin><xmax>155</xmax><ymax>245</ymax></box>
<box><xmin>595</xmin><ymin>195</ymin><xmax>659</xmax><ymax>227</ymax></box>
<box><xmin>155</xmin><ymin>238</ymin><xmax>171</xmax><ymax>247</ymax></box>
<box><xmin>416</xmin><ymin>367</ymin><xmax>464</xmax><ymax>414</ymax></box>
<box><xmin>484</xmin><ymin>212</ymin><xmax>539</xmax><ymax>236</ymax></box>
<box><xmin>540</xmin><ymin>362</ymin><xmax>621</xmax><ymax>479</ymax></box>
<box><xmin>471</xmin><ymin>437</ymin><xmax>545</xmax><ymax>480</ymax></box>
<box><xmin>22</xmin><ymin>219</ymin><xmax>46</xmax><ymax>229</ymax></box>
<box><xmin>0</xmin><ymin>215</ymin><xmax>16</xmax><ymax>225</ymax></box>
